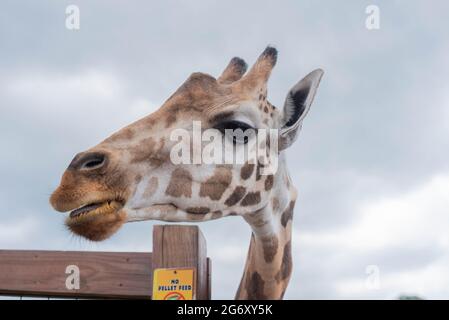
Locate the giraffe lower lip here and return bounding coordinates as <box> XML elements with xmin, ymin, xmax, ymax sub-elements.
<box><xmin>70</xmin><ymin>203</ymin><xmax>104</xmax><ymax>218</ymax></box>
<box><xmin>68</xmin><ymin>200</ymin><xmax>124</xmax><ymax>220</ymax></box>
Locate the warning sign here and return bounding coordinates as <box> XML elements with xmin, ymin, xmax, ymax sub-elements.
<box><xmin>152</xmin><ymin>268</ymin><xmax>195</xmax><ymax>300</ymax></box>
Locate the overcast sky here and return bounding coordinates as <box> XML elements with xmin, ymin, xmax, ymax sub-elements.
<box><xmin>1</xmin><ymin>0</ymin><xmax>449</xmax><ymax>299</ymax></box>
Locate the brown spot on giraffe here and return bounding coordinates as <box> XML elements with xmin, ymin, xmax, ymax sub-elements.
<box><xmin>240</xmin><ymin>162</ymin><xmax>255</xmax><ymax>180</ymax></box>
<box><xmin>245</xmin><ymin>271</ymin><xmax>267</xmax><ymax>300</ymax></box>
<box><xmin>275</xmin><ymin>241</ymin><xmax>292</xmax><ymax>282</ymax></box>
<box><xmin>130</xmin><ymin>138</ymin><xmax>166</xmax><ymax>167</ymax></box>
<box><xmin>264</xmin><ymin>175</ymin><xmax>274</xmax><ymax>191</ymax></box>
<box><xmin>186</xmin><ymin>207</ymin><xmax>210</xmax><ymax>215</ymax></box>
<box><xmin>281</xmin><ymin>201</ymin><xmax>295</xmax><ymax>227</ymax></box>
<box><xmin>149</xmin><ymin>155</ymin><xmax>168</xmax><ymax>167</ymax></box>
<box><xmin>165</xmin><ymin>168</ymin><xmax>193</xmax><ymax>198</ymax></box>
<box><xmin>225</xmin><ymin>186</ymin><xmax>247</xmax><ymax>207</ymax></box>
<box><xmin>241</xmin><ymin>191</ymin><xmax>261</xmax><ymax>206</ymax></box>
<box><xmin>200</xmin><ymin>166</ymin><xmax>232</xmax><ymax>201</ymax></box>
<box><xmin>261</xmin><ymin>235</ymin><xmax>279</xmax><ymax>263</ymax></box>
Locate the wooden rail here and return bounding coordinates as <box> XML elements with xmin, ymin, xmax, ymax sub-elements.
<box><xmin>0</xmin><ymin>225</ymin><xmax>211</xmax><ymax>299</ymax></box>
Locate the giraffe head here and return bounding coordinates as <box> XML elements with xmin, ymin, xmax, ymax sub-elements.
<box><xmin>50</xmin><ymin>47</ymin><xmax>323</xmax><ymax>241</ymax></box>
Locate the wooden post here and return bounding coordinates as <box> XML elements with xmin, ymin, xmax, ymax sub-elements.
<box><xmin>152</xmin><ymin>225</ymin><xmax>210</xmax><ymax>300</ymax></box>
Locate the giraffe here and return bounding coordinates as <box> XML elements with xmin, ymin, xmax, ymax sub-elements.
<box><xmin>50</xmin><ymin>47</ymin><xmax>323</xmax><ymax>299</ymax></box>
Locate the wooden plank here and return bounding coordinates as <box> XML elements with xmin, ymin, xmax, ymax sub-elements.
<box><xmin>152</xmin><ymin>225</ymin><xmax>209</xmax><ymax>300</ymax></box>
<box><xmin>0</xmin><ymin>250</ymin><xmax>152</xmax><ymax>299</ymax></box>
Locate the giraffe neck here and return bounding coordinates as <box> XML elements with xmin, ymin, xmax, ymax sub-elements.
<box><xmin>235</xmin><ymin>164</ymin><xmax>297</xmax><ymax>300</ymax></box>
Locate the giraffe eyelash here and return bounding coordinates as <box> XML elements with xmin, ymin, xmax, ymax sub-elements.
<box><xmin>214</xmin><ymin>120</ymin><xmax>256</xmax><ymax>144</ymax></box>
<box><xmin>214</xmin><ymin>120</ymin><xmax>253</xmax><ymax>131</ymax></box>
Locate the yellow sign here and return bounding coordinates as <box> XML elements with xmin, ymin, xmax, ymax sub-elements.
<box><xmin>152</xmin><ymin>268</ymin><xmax>195</xmax><ymax>300</ymax></box>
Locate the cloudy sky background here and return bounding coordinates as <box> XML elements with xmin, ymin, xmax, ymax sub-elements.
<box><xmin>1</xmin><ymin>0</ymin><xmax>449</xmax><ymax>299</ymax></box>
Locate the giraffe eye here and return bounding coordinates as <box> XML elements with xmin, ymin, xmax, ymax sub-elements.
<box><xmin>215</xmin><ymin>121</ymin><xmax>255</xmax><ymax>144</ymax></box>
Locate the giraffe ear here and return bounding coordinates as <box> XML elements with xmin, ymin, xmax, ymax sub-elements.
<box><xmin>279</xmin><ymin>69</ymin><xmax>323</xmax><ymax>151</ymax></box>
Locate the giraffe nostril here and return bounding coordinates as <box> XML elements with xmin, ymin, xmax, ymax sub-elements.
<box><xmin>69</xmin><ymin>152</ymin><xmax>107</xmax><ymax>171</ymax></box>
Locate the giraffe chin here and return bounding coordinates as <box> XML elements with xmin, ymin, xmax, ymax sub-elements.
<box><xmin>65</xmin><ymin>200</ymin><xmax>127</xmax><ymax>241</ymax></box>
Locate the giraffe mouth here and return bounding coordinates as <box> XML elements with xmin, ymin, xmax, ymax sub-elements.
<box><xmin>67</xmin><ymin>200</ymin><xmax>125</xmax><ymax>223</ymax></box>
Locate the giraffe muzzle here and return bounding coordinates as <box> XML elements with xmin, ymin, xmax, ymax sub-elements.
<box><xmin>64</xmin><ymin>198</ymin><xmax>127</xmax><ymax>241</ymax></box>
